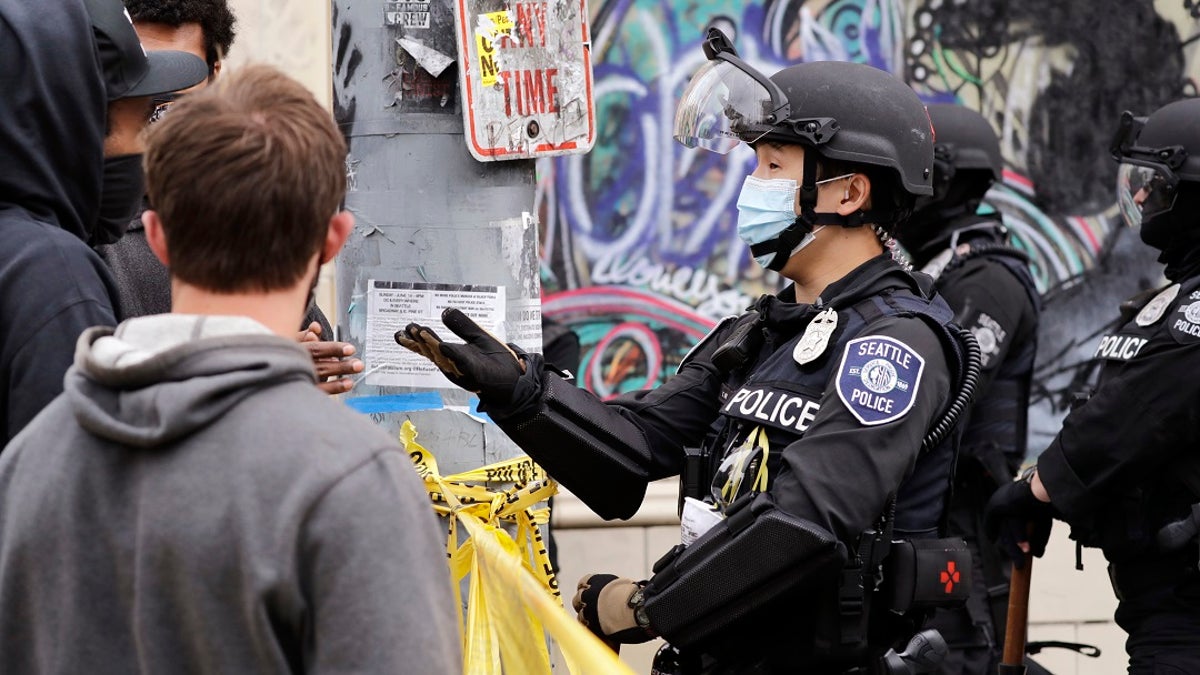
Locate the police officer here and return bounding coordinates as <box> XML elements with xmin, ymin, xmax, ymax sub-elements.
<box><xmin>398</xmin><ymin>29</ymin><xmax>980</xmax><ymax>674</ymax></box>
<box><xmin>985</xmin><ymin>98</ymin><xmax>1200</xmax><ymax>673</ymax></box>
<box><xmin>893</xmin><ymin>104</ymin><xmax>1041</xmax><ymax>675</ymax></box>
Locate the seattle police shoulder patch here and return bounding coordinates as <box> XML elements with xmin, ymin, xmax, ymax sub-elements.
<box><xmin>836</xmin><ymin>335</ymin><xmax>925</xmax><ymax>426</ymax></box>
<box><xmin>1168</xmin><ymin>300</ymin><xmax>1200</xmax><ymax>344</ymax></box>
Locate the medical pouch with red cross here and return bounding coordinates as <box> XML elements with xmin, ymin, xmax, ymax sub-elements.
<box><xmin>880</xmin><ymin>536</ymin><xmax>972</xmax><ymax>613</ymax></box>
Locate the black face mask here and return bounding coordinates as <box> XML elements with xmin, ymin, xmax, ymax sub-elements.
<box><xmin>1140</xmin><ymin>185</ymin><xmax>1200</xmax><ymax>251</ymax></box>
<box><xmin>1140</xmin><ymin>212</ymin><xmax>1173</xmax><ymax>252</ymax></box>
<box><xmin>1136</xmin><ymin>186</ymin><xmax>1200</xmax><ymax>280</ymax></box>
<box><xmin>93</xmin><ymin>153</ymin><xmax>145</xmax><ymax>246</ymax></box>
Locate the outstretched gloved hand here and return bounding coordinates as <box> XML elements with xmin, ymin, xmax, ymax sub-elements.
<box><xmin>395</xmin><ymin>307</ymin><xmax>526</xmax><ymax>400</ymax></box>
<box><xmin>984</xmin><ymin>471</ymin><xmax>1056</xmax><ymax>569</ymax></box>
<box><xmin>572</xmin><ymin>574</ymin><xmax>655</xmax><ymax>649</ymax></box>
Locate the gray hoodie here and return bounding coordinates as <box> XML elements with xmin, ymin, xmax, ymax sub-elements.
<box><xmin>0</xmin><ymin>315</ymin><xmax>461</xmax><ymax>674</ymax></box>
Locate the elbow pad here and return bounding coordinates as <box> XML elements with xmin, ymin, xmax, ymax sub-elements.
<box><xmin>641</xmin><ymin>493</ymin><xmax>847</xmax><ymax>650</ymax></box>
<box><xmin>496</xmin><ymin>372</ymin><xmax>652</xmax><ymax>520</ymax></box>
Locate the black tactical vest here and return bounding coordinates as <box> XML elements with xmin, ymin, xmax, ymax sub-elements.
<box><xmin>698</xmin><ymin>280</ymin><xmax>966</xmax><ymax>538</ymax></box>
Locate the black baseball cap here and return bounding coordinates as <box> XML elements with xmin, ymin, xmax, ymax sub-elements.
<box><xmin>84</xmin><ymin>0</ymin><xmax>208</xmax><ymax>100</ymax></box>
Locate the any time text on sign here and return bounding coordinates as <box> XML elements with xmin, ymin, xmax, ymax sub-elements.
<box><xmin>453</xmin><ymin>0</ymin><xmax>596</xmax><ymax>160</ymax></box>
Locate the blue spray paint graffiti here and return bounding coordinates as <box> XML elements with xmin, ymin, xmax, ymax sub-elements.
<box><xmin>536</xmin><ymin>0</ymin><xmax>1200</xmax><ymax>444</ymax></box>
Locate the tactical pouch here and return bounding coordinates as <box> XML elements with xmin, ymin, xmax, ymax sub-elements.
<box><xmin>678</xmin><ymin>446</ymin><xmax>708</xmax><ymax>516</ymax></box>
<box><xmin>883</xmin><ymin>537</ymin><xmax>972</xmax><ymax>613</ymax></box>
<box><xmin>642</xmin><ymin>493</ymin><xmax>847</xmax><ymax>651</ymax></box>
<box><xmin>710</xmin><ymin>310</ymin><xmax>762</xmax><ymax>375</ymax></box>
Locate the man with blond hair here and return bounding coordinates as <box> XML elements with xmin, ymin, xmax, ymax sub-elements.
<box><xmin>0</xmin><ymin>64</ymin><xmax>461</xmax><ymax>674</ymax></box>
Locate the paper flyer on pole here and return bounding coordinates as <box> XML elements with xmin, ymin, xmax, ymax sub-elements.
<box><xmin>364</xmin><ymin>280</ymin><xmax>507</xmax><ymax>388</ymax></box>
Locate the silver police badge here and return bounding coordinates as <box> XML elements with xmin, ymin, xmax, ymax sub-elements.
<box><xmin>1136</xmin><ymin>283</ymin><xmax>1179</xmax><ymax>326</ymax></box>
<box><xmin>793</xmin><ymin>308</ymin><xmax>838</xmax><ymax>365</ymax></box>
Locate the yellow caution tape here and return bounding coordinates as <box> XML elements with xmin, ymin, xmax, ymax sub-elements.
<box><xmin>400</xmin><ymin>421</ymin><xmax>637</xmax><ymax>675</ymax></box>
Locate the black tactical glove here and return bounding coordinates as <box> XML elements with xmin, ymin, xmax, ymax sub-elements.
<box><xmin>984</xmin><ymin>472</ymin><xmax>1055</xmax><ymax>569</ymax></box>
<box><xmin>572</xmin><ymin>574</ymin><xmax>655</xmax><ymax>649</ymax></box>
<box><xmin>395</xmin><ymin>307</ymin><xmax>526</xmax><ymax>401</ymax></box>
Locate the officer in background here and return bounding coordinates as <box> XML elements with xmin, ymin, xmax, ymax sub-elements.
<box><xmin>398</xmin><ymin>28</ymin><xmax>981</xmax><ymax>674</ymax></box>
<box><xmin>893</xmin><ymin>104</ymin><xmax>1041</xmax><ymax>675</ymax></box>
<box><xmin>985</xmin><ymin>98</ymin><xmax>1200</xmax><ymax>673</ymax></box>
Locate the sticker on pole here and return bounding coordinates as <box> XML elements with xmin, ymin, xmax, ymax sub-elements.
<box><xmin>453</xmin><ymin>0</ymin><xmax>596</xmax><ymax>161</ymax></box>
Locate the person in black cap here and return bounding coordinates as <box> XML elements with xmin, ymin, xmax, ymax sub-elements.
<box><xmin>0</xmin><ymin>0</ymin><xmax>206</xmax><ymax>446</ymax></box>
<box><xmin>94</xmin><ymin>0</ymin><xmax>363</xmax><ymax>394</ymax></box>
<box><xmin>97</xmin><ymin>0</ymin><xmax>237</xmax><ymax>321</ymax></box>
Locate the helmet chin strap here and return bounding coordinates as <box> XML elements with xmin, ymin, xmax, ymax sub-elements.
<box><xmin>751</xmin><ymin>151</ymin><xmax>889</xmax><ymax>272</ymax></box>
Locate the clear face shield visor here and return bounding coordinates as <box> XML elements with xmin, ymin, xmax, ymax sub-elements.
<box><xmin>1110</xmin><ymin>110</ymin><xmax>1188</xmax><ymax>228</ymax></box>
<box><xmin>673</xmin><ymin>60</ymin><xmax>781</xmax><ymax>154</ymax></box>
<box><xmin>1116</xmin><ymin>162</ymin><xmax>1178</xmax><ymax>229</ymax></box>
<box><xmin>673</xmin><ymin>28</ymin><xmax>791</xmax><ymax>155</ymax></box>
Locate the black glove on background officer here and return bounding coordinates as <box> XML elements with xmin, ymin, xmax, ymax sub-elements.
<box><xmin>983</xmin><ymin>472</ymin><xmax>1056</xmax><ymax>568</ymax></box>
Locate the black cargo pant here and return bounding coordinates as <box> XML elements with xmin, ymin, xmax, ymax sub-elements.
<box><xmin>1111</xmin><ymin>553</ymin><xmax>1200</xmax><ymax>674</ymax></box>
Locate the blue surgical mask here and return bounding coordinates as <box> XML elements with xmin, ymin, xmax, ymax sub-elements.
<box><xmin>736</xmin><ymin>176</ymin><xmax>800</xmax><ymax>269</ymax></box>
<box><xmin>729</xmin><ymin>172</ymin><xmax>854</xmax><ymax>267</ymax></box>
<box><xmin>736</xmin><ymin>174</ymin><xmax>847</xmax><ymax>269</ymax></box>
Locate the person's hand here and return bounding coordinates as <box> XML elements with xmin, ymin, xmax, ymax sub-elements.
<box><xmin>395</xmin><ymin>308</ymin><xmax>526</xmax><ymax>400</ymax></box>
<box><xmin>297</xmin><ymin>322</ymin><xmax>364</xmax><ymax>395</ymax></box>
<box><xmin>984</xmin><ymin>471</ymin><xmax>1056</xmax><ymax>569</ymax></box>
<box><xmin>571</xmin><ymin>574</ymin><xmax>654</xmax><ymax>649</ymax></box>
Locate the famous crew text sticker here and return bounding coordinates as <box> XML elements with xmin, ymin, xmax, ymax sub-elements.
<box><xmin>836</xmin><ymin>335</ymin><xmax>925</xmax><ymax>426</ymax></box>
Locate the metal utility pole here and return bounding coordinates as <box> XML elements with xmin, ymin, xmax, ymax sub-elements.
<box><xmin>330</xmin><ymin>0</ymin><xmax>594</xmax><ymax>477</ymax></box>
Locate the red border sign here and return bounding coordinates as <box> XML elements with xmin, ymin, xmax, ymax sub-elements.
<box><xmin>454</xmin><ymin>0</ymin><xmax>596</xmax><ymax>160</ymax></box>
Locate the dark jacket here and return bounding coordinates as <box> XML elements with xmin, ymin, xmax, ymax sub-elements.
<box><xmin>915</xmin><ymin>217</ymin><xmax>1040</xmax><ymax>480</ymax></box>
<box><xmin>1039</xmin><ymin>271</ymin><xmax>1200</xmax><ymax>564</ymax></box>
<box><xmin>0</xmin><ymin>0</ymin><xmax>119</xmax><ymax>445</ymax></box>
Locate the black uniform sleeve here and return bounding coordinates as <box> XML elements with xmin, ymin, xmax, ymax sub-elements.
<box><xmin>1036</xmin><ymin>335</ymin><xmax>1200</xmax><ymax>520</ymax></box>
<box><xmin>768</xmin><ymin>315</ymin><xmax>952</xmax><ymax>543</ymax></box>
<box><xmin>490</xmin><ymin>315</ymin><xmax>743</xmax><ymax>519</ymax></box>
<box><xmin>937</xmin><ymin>257</ymin><xmax>1036</xmax><ymax>395</ymax></box>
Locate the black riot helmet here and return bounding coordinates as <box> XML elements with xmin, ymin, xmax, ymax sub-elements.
<box><xmin>1111</xmin><ymin>99</ymin><xmax>1200</xmax><ymax>245</ymax></box>
<box><xmin>898</xmin><ymin>104</ymin><xmax>1003</xmax><ymax>257</ymax></box>
<box><xmin>673</xmin><ymin>28</ymin><xmax>934</xmax><ymax>270</ymax></box>
<box><xmin>925</xmin><ymin>103</ymin><xmax>1002</xmax><ymax>196</ymax></box>
<box><xmin>674</xmin><ymin>28</ymin><xmax>934</xmax><ymax>196</ymax></box>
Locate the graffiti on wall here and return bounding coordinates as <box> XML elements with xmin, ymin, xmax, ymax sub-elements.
<box><xmin>535</xmin><ymin>0</ymin><xmax>1200</xmax><ymax>450</ymax></box>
